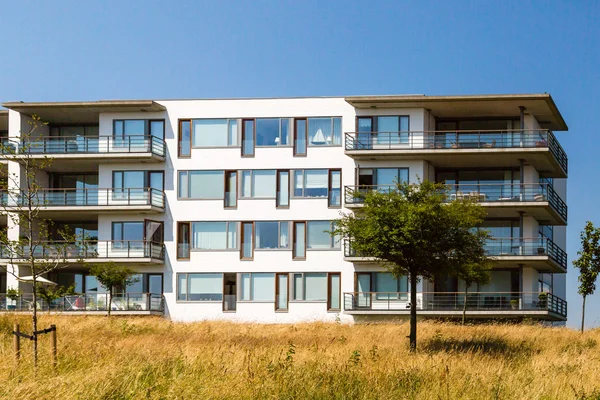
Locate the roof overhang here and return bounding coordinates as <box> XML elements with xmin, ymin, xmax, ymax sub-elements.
<box><xmin>345</xmin><ymin>94</ymin><xmax>568</xmax><ymax>131</ymax></box>
<box><xmin>1</xmin><ymin>100</ymin><xmax>166</xmax><ymax>124</ymax></box>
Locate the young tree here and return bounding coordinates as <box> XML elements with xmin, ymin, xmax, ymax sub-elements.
<box><xmin>36</xmin><ymin>283</ymin><xmax>76</xmax><ymax>313</ymax></box>
<box><xmin>334</xmin><ymin>180</ymin><xmax>490</xmax><ymax>351</ymax></box>
<box><xmin>572</xmin><ymin>221</ymin><xmax>600</xmax><ymax>333</ymax></box>
<box><xmin>453</xmin><ymin>261</ymin><xmax>491</xmax><ymax>325</ymax></box>
<box><xmin>0</xmin><ymin>115</ymin><xmax>81</xmax><ymax>369</ymax></box>
<box><xmin>89</xmin><ymin>262</ymin><xmax>139</xmax><ymax>316</ymax></box>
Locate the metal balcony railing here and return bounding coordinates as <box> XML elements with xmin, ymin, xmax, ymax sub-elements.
<box><xmin>0</xmin><ymin>188</ymin><xmax>165</xmax><ymax>209</ymax></box>
<box><xmin>344</xmin><ymin>237</ymin><xmax>567</xmax><ymax>270</ymax></box>
<box><xmin>343</xmin><ymin>291</ymin><xmax>567</xmax><ymax>317</ymax></box>
<box><xmin>344</xmin><ymin>183</ymin><xmax>567</xmax><ymax>222</ymax></box>
<box><xmin>344</xmin><ymin>129</ymin><xmax>568</xmax><ymax>174</ymax></box>
<box><xmin>0</xmin><ymin>292</ymin><xmax>164</xmax><ymax>313</ymax></box>
<box><xmin>1</xmin><ymin>135</ymin><xmax>166</xmax><ymax>157</ymax></box>
<box><xmin>0</xmin><ymin>240</ymin><xmax>165</xmax><ymax>261</ymax></box>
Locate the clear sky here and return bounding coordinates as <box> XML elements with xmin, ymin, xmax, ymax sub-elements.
<box><xmin>1</xmin><ymin>0</ymin><xmax>599</xmax><ymax>329</ymax></box>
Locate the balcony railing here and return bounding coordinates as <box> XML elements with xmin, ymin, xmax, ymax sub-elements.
<box><xmin>343</xmin><ymin>291</ymin><xmax>567</xmax><ymax>317</ymax></box>
<box><xmin>344</xmin><ymin>237</ymin><xmax>567</xmax><ymax>270</ymax></box>
<box><xmin>344</xmin><ymin>130</ymin><xmax>568</xmax><ymax>174</ymax></box>
<box><xmin>0</xmin><ymin>240</ymin><xmax>165</xmax><ymax>261</ymax></box>
<box><xmin>2</xmin><ymin>135</ymin><xmax>166</xmax><ymax>157</ymax></box>
<box><xmin>344</xmin><ymin>183</ymin><xmax>567</xmax><ymax>222</ymax></box>
<box><xmin>0</xmin><ymin>292</ymin><xmax>164</xmax><ymax>313</ymax></box>
<box><xmin>0</xmin><ymin>188</ymin><xmax>165</xmax><ymax>209</ymax></box>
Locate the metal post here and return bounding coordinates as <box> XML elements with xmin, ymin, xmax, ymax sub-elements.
<box><xmin>50</xmin><ymin>325</ymin><xmax>57</xmax><ymax>368</ymax></box>
<box><xmin>13</xmin><ymin>324</ymin><xmax>20</xmax><ymax>363</ymax></box>
<box><xmin>519</xmin><ymin>106</ymin><xmax>526</xmax><ymax>147</ymax></box>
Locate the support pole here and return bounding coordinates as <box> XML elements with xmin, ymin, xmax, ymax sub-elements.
<box><xmin>50</xmin><ymin>324</ymin><xmax>57</xmax><ymax>368</ymax></box>
<box><xmin>14</xmin><ymin>323</ymin><xmax>20</xmax><ymax>363</ymax></box>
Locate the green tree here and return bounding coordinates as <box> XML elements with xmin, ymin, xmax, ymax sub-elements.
<box><xmin>572</xmin><ymin>221</ymin><xmax>600</xmax><ymax>333</ymax></box>
<box><xmin>89</xmin><ymin>262</ymin><xmax>139</xmax><ymax>316</ymax></box>
<box><xmin>453</xmin><ymin>260</ymin><xmax>491</xmax><ymax>325</ymax></box>
<box><xmin>36</xmin><ymin>284</ymin><xmax>76</xmax><ymax>313</ymax></box>
<box><xmin>333</xmin><ymin>180</ymin><xmax>490</xmax><ymax>350</ymax></box>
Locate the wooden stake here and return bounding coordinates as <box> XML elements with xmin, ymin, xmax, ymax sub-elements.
<box><xmin>50</xmin><ymin>325</ymin><xmax>57</xmax><ymax>368</ymax></box>
<box><xmin>14</xmin><ymin>323</ymin><xmax>20</xmax><ymax>363</ymax></box>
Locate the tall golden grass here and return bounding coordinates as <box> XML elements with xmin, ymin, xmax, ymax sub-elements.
<box><xmin>1</xmin><ymin>315</ymin><xmax>599</xmax><ymax>399</ymax></box>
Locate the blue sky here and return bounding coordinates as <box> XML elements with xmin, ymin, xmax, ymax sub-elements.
<box><xmin>1</xmin><ymin>0</ymin><xmax>599</xmax><ymax>328</ymax></box>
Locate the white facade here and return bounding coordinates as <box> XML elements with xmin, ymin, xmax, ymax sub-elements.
<box><xmin>0</xmin><ymin>94</ymin><xmax>569</xmax><ymax>322</ymax></box>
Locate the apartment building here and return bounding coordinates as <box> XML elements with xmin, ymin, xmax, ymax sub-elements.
<box><xmin>0</xmin><ymin>94</ymin><xmax>568</xmax><ymax>322</ymax></box>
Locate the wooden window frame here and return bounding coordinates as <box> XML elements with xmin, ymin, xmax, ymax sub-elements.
<box><xmin>276</xmin><ymin>169</ymin><xmax>290</xmax><ymax>209</ymax></box>
<box><xmin>178</xmin><ymin>119</ymin><xmax>192</xmax><ymax>158</ymax></box>
<box><xmin>275</xmin><ymin>273</ymin><xmax>289</xmax><ymax>312</ymax></box>
<box><xmin>328</xmin><ymin>169</ymin><xmax>342</xmax><ymax>208</ymax></box>
<box><xmin>292</xmin><ymin>221</ymin><xmax>307</xmax><ymax>260</ymax></box>
<box><xmin>240</xmin><ymin>221</ymin><xmax>255</xmax><ymax>260</ymax></box>
<box><xmin>224</xmin><ymin>170</ymin><xmax>238</xmax><ymax>209</ymax></box>
<box><xmin>241</xmin><ymin>119</ymin><xmax>255</xmax><ymax>158</ymax></box>
<box><xmin>293</xmin><ymin>118</ymin><xmax>307</xmax><ymax>157</ymax></box>
<box><xmin>177</xmin><ymin>221</ymin><xmax>191</xmax><ymax>260</ymax></box>
<box><xmin>327</xmin><ymin>272</ymin><xmax>341</xmax><ymax>311</ymax></box>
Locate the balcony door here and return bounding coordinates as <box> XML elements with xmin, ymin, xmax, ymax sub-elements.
<box><xmin>356</xmin><ymin>273</ymin><xmax>371</xmax><ymax>308</ymax></box>
<box><xmin>223</xmin><ymin>273</ymin><xmax>237</xmax><ymax>312</ymax></box>
<box><xmin>356</xmin><ymin>117</ymin><xmax>372</xmax><ymax>149</ymax></box>
<box><xmin>144</xmin><ymin>220</ymin><xmax>164</xmax><ymax>259</ymax></box>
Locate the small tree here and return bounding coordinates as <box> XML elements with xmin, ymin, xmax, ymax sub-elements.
<box><xmin>36</xmin><ymin>284</ymin><xmax>76</xmax><ymax>313</ymax></box>
<box><xmin>89</xmin><ymin>262</ymin><xmax>139</xmax><ymax>316</ymax></box>
<box><xmin>333</xmin><ymin>180</ymin><xmax>490</xmax><ymax>351</ymax></box>
<box><xmin>572</xmin><ymin>221</ymin><xmax>600</xmax><ymax>333</ymax></box>
<box><xmin>453</xmin><ymin>261</ymin><xmax>491</xmax><ymax>325</ymax></box>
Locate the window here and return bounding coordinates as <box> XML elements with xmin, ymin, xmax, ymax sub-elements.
<box><xmin>328</xmin><ymin>273</ymin><xmax>341</xmax><ymax>310</ymax></box>
<box><xmin>241</xmin><ymin>170</ymin><xmax>276</xmax><ymax>198</ymax></box>
<box><xmin>191</xmin><ymin>222</ymin><xmax>237</xmax><ymax>250</ymax></box>
<box><xmin>241</xmin><ymin>222</ymin><xmax>253</xmax><ymax>259</ymax></box>
<box><xmin>277</xmin><ymin>170</ymin><xmax>289</xmax><ymax>208</ymax></box>
<box><xmin>255</xmin><ymin>221</ymin><xmax>289</xmax><ymax>249</ymax></box>
<box><xmin>376</xmin><ymin>116</ymin><xmax>409</xmax><ymax>145</ymax></box>
<box><xmin>177</xmin><ymin>273</ymin><xmax>223</xmax><ymax>301</ymax></box>
<box><xmin>256</xmin><ymin>118</ymin><xmax>291</xmax><ymax>146</ymax></box>
<box><xmin>293</xmin><ymin>222</ymin><xmax>306</xmax><ymax>259</ymax></box>
<box><xmin>276</xmin><ymin>273</ymin><xmax>289</xmax><ymax>311</ymax></box>
<box><xmin>192</xmin><ymin>119</ymin><xmax>237</xmax><ymax>147</ymax></box>
<box><xmin>307</xmin><ymin>221</ymin><xmax>339</xmax><ymax>249</ymax></box>
<box><xmin>308</xmin><ymin>117</ymin><xmax>342</xmax><ymax>146</ymax></box>
<box><xmin>179</xmin><ymin>170</ymin><xmax>225</xmax><ymax>199</ymax></box>
<box><xmin>177</xmin><ymin>222</ymin><xmax>191</xmax><ymax>259</ymax></box>
<box><xmin>539</xmin><ymin>224</ymin><xmax>553</xmax><ymax>241</ymax></box>
<box><xmin>374</xmin><ymin>273</ymin><xmax>408</xmax><ymax>300</ymax></box>
<box><xmin>179</xmin><ymin>120</ymin><xmax>191</xmax><ymax>157</ymax></box>
<box><xmin>113</xmin><ymin>171</ymin><xmax>144</xmax><ymax>188</ymax></box>
<box><xmin>112</xmin><ymin>222</ymin><xmax>144</xmax><ymax>242</ymax></box>
<box><xmin>240</xmin><ymin>273</ymin><xmax>275</xmax><ymax>301</ymax></box>
<box><xmin>114</xmin><ymin>119</ymin><xmax>164</xmax><ymax>140</ymax></box>
<box><xmin>293</xmin><ymin>273</ymin><xmax>327</xmax><ymax>301</ymax></box>
<box><xmin>293</xmin><ymin>169</ymin><xmax>328</xmax><ymax>198</ymax></box>
<box><xmin>538</xmin><ymin>273</ymin><xmax>553</xmax><ymax>293</ymax></box>
<box><xmin>294</xmin><ymin>119</ymin><xmax>307</xmax><ymax>156</ymax></box>
<box><xmin>328</xmin><ymin>170</ymin><xmax>341</xmax><ymax>207</ymax></box>
<box><xmin>225</xmin><ymin>171</ymin><xmax>237</xmax><ymax>208</ymax></box>
<box><xmin>242</xmin><ymin>119</ymin><xmax>255</xmax><ymax>156</ymax></box>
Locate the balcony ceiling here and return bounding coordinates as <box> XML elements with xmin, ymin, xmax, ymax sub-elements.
<box><xmin>0</xmin><ymin>110</ymin><xmax>7</xmax><ymax>131</ymax></box>
<box><xmin>1</xmin><ymin>100</ymin><xmax>166</xmax><ymax>124</ymax></box>
<box><xmin>345</xmin><ymin>94</ymin><xmax>568</xmax><ymax>131</ymax></box>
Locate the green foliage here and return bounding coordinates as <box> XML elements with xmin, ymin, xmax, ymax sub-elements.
<box><xmin>6</xmin><ymin>287</ymin><xmax>22</xmax><ymax>301</ymax></box>
<box><xmin>35</xmin><ymin>284</ymin><xmax>76</xmax><ymax>304</ymax></box>
<box><xmin>334</xmin><ymin>180</ymin><xmax>490</xmax><ymax>280</ymax></box>
<box><xmin>573</xmin><ymin>221</ymin><xmax>600</xmax><ymax>297</ymax></box>
<box><xmin>89</xmin><ymin>262</ymin><xmax>139</xmax><ymax>292</ymax></box>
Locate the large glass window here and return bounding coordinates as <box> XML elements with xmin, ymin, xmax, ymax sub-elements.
<box><xmin>293</xmin><ymin>273</ymin><xmax>327</xmax><ymax>301</ymax></box>
<box><xmin>293</xmin><ymin>222</ymin><xmax>306</xmax><ymax>259</ymax></box>
<box><xmin>178</xmin><ymin>170</ymin><xmax>225</xmax><ymax>199</ymax></box>
<box><xmin>375</xmin><ymin>116</ymin><xmax>409</xmax><ymax>145</ymax></box>
<box><xmin>328</xmin><ymin>170</ymin><xmax>341</xmax><ymax>207</ymax></box>
<box><xmin>177</xmin><ymin>222</ymin><xmax>190</xmax><ymax>259</ymax></box>
<box><xmin>307</xmin><ymin>117</ymin><xmax>342</xmax><ymax>146</ymax></box>
<box><xmin>241</xmin><ymin>222</ymin><xmax>253</xmax><ymax>259</ymax></box>
<box><xmin>177</xmin><ymin>273</ymin><xmax>223</xmax><ymax>301</ymax></box>
<box><xmin>241</xmin><ymin>170</ymin><xmax>276</xmax><ymax>198</ymax></box>
<box><xmin>374</xmin><ymin>272</ymin><xmax>408</xmax><ymax>300</ymax></box>
<box><xmin>328</xmin><ymin>273</ymin><xmax>341</xmax><ymax>310</ymax></box>
<box><xmin>179</xmin><ymin>120</ymin><xmax>191</xmax><ymax>157</ymax></box>
<box><xmin>240</xmin><ymin>273</ymin><xmax>275</xmax><ymax>301</ymax></box>
<box><xmin>192</xmin><ymin>119</ymin><xmax>237</xmax><ymax>147</ymax></box>
<box><xmin>256</xmin><ymin>118</ymin><xmax>291</xmax><ymax>146</ymax></box>
<box><xmin>277</xmin><ymin>170</ymin><xmax>289</xmax><ymax>208</ymax></box>
<box><xmin>307</xmin><ymin>221</ymin><xmax>339</xmax><ymax>249</ymax></box>
<box><xmin>242</xmin><ymin>120</ymin><xmax>255</xmax><ymax>156</ymax></box>
<box><xmin>191</xmin><ymin>222</ymin><xmax>237</xmax><ymax>250</ymax></box>
<box><xmin>294</xmin><ymin>119</ymin><xmax>307</xmax><ymax>156</ymax></box>
<box><xmin>112</xmin><ymin>222</ymin><xmax>144</xmax><ymax>241</ymax></box>
<box><xmin>255</xmin><ymin>221</ymin><xmax>289</xmax><ymax>249</ymax></box>
<box><xmin>293</xmin><ymin>169</ymin><xmax>328</xmax><ymax>198</ymax></box>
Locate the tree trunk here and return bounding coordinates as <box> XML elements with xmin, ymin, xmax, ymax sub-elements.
<box><xmin>581</xmin><ymin>295</ymin><xmax>586</xmax><ymax>333</ymax></box>
<box><xmin>108</xmin><ymin>288</ymin><xmax>112</xmax><ymax>317</ymax></box>
<box><xmin>462</xmin><ymin>286</ymin><xmax>468</xmax><ymax>325</ymax></box>
<box><xmin>409</xmin><ymin>270</ymin><xmax>417</xmax><ymax>352</ymax></box>
<box><xmin>32</xmin><ymin>273</ymin><xmax>38</xmax><ymax>371</ymax></box>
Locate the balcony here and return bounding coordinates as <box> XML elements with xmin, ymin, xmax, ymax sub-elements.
<box><xmin>345</xmin><ymin>183</ymin><xmax>567</xmax><ymax>225</ymax></box>
<box><xmin>343</xmin><ymin>291</ymin><xmax>566</xmax><ymax>320</ymax></box>
<box><xmin>1</xmin><ymin>188</ymin><xmax>165</xmax><ymax>215</ymax></box>
<box><xmin>0</xmin><ymin>292</ymin><xmax>164</xmax><ymax>315</ymax></box>
<box><xmin>0</xmin><ymin>240</ymin><xmax>165</xmax><ymax>264</ymax></box>
<box><xmin>344</xmin><ymin>130</ymin><xmax>567</xmax><ymax>178</ymax></box>
<box><xmin>344</xmin><ymin>237</ymin><xmax>567</xmax><ymax>272</ymax></box>
<box><xmin>2</xmin><ymin>135</ymin><xmax>166</xmax><ymax>171</ymax></box>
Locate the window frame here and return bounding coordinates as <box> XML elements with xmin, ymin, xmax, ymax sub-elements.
<box><xmin>306</xmin><ymin>221</ymin><xmax>339</xmax><ymax>250</ymax></box>
<box><xmin>293</xmin><ymin>118</ymin><xmax>307</xmax><ymax>157</ymax></box>
<box><xmin>178</xmin><ymin>170</ymin><xmax>226</xmax><ymax>200</ymax></box>
<box><xmin>190</xmin><ymin>221</ymin><xmax>238</xmax><ymax>251</ymax></box>
<box><xmin>238</xmin><ymin>272</ymin><xmax>276</xmax><ymax>302</ymax></box>
<box><xmin>291</xmin><ymin>272</ymin><xmax>335</xmax><ymax>303</ymax></box>
<box><xmin>292</xmin><ymin>221</ymin><xmax>307</xmax><ymax>260</ymax></box>
<box><xmin>327</xmin><ymin>272</ymin><xmax>341</xmax><ymax>311</ymax></box>
<box><xmin>254</xmin><ymin>221</ymin><xmax>290</xmax><ymax>250</ymax></box>
<box><xmin>255</xmin><ymin>118</ymin><xmax>293</xmax><ymax>147</ymax></box>
<box><xmin>292</xmin><ymin>169</ymin><xmax>330</xmax><ymax>199</ymax></box>
<box><xmin>328</xmin><ymin>169</ymin><xmax>342</xmax><ymax>208</ymax></box>
<box><xmin>176</xmin><ymin>272</ymin><xmax>224</xmax><ymax>302</ymax></box>
<box><xmin>224</xmin><ymin>170</ymin><xmax>238</xmax><ymax>209</ymax></box>
<box><xmin>190</xmin><ymin>118</ymin><xmax>238</xmax><ymax>148</ymax></box>
<box><xmin>242</xmin><ymin>119</ymin><xmax>255</xmax><ymax>157</ymax></box>
<box><xmin>276</xmin><ymin>169</ymin><xmax>290</xmax><ymax>209</ymax></box>
<box><xmin>306</xmin><ymin>117</ymin><xmax>343</xmax><ymax>147</ymax></box>
<box><xmin>275</xmin><ymin>273</ymin><xmax>289</xmax><ymax>312</ymax></box>
<box><xmin>239</xmin><ymin>169</ymin><xmax>277</xmax><ymax>199</ymax></box>
<box><xmin>240</xmin><ymin>221</ymin><xmax>254</xmax><ymax>260</ymax></box>
<box><xmin>178</xmin><ymin>119</ymin><xmax>192</xmax><ymax>158</ymax></box>
<box><xmin>177</xmin><ymin>221</ymin><xmax>191</xmax><ymax>260</ymax></box>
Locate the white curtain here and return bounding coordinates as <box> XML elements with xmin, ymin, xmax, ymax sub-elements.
<box><xmin>252</xmin><ymin>273</ymin><xmax>275</xmax><ymax>301</ymax></box>
<box><xmin>189</xmin><ymin>171</ymin><xmax>224</xmax><ymax>199</ymax></box>
<box><xmin>304</xmin><ymin>170</ymin><xmax>328</xmax><ymax>189</ymax></box>
<box><xmin>304</xmin><ymin>273</ymin><xmax>327</xmax><ymax>301</ymax></box>
<box><xmin>189</xmin><ymin>273</ymin><xmax>222</xmax><ymax>295</ymax></box>
<box><xmin>307</xmin><ymin>221</ymin><xmax>331</xmax><ymax>249</ymax></box>
<box><xmin>252</xmin><ymin>170</ymin><xmax>276</xmax><ymax>198</ymax></box>
<box><xmin>308</xmin><ymin>118</ymin><xmax>332</xmax><ymax>145</ymax></box>
<box><xmin>192</xmin><ymin>222</ymin><xmax>227</xmax><ymax>249</ymax></box>
<box><xmin>193</xmin><ymin>119</ymin><xmax>228</xmax><ymax>147</ymax></box>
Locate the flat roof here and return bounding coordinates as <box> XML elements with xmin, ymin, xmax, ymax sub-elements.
<box><xmin>345</xmin><ymin>93</ymin><xmax>568</xmax><ymax>131</ymax></box>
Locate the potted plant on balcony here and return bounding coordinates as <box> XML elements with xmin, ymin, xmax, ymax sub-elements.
<box><xmin>6</xmin><ymin>287</ymin><xmax>21</xmax><ymax>310</ymax></box>
<box><xmin>510</xmin><ymin>299</ymin><xmax>519</xmax><ymax>310</ymax></box>
<box><xmin>538</xmin><ymin>292</ymin><xmax>548</xmax><ymax>309</ymax></box>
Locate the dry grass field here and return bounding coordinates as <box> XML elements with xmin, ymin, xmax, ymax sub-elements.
<box><xmin>1</xmin><ymin>315</ymin><xmax>599</xmax><ymax>400</ymax></box>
